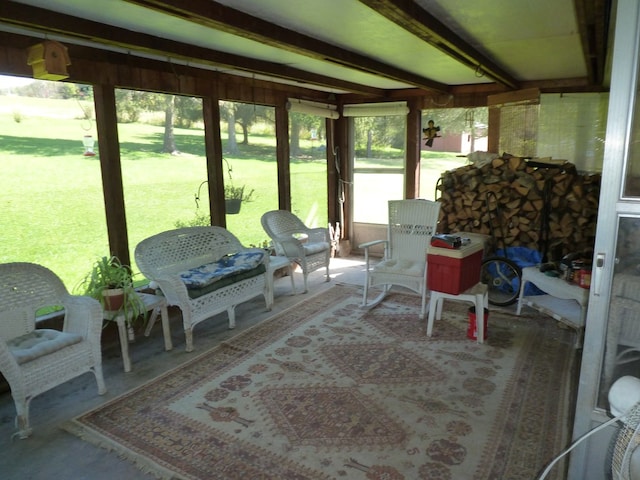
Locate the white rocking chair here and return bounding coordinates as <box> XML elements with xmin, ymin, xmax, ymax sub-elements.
<box><xmin>360</xmin><ymin>199</ymin><xmax>441</xmax><ymax>319</ymax></box>
<box><xmin>0</xmin><ymin>262</ymin><xmax>107</xmax><ymax>438</ymax></box>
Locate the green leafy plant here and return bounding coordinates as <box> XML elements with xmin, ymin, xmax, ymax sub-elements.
<box><xmin>77</xmin><ymin>256</ymin><xmax>146</xmax><ymax>325</ymax></box>
<box><xmin>224</xmin><ymin>184</ymin><xmax>254</xmax><ymax>202</ymax></box>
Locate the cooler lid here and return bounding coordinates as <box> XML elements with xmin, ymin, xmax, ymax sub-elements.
<box><xmin>427</xmin><ymin>237</ymin><xmax>485</xmax><ymax>258</ymax></box>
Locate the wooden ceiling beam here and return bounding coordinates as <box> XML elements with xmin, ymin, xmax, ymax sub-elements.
<box><xmin>0</xmin><ymin>31</ymin><xmax>349</xmax><ymax>104</ymax></box>
<box><xmin>574</xmin><ymin>0</ymin><xmax>611</xmax><ymax>86</ymax></box>
<box><xmin>123</xmin><ymin>0</ymin><xmax>450</xmax><ymax>93</ymax></box>
<box><xmin>358</xmin><ymin>0</ymin><xmax>520</xmax><ymax>90</ymax></box>
<box><xmin>0</xmin><ymin>2</ymin><xmax>384</xmax><ymax>96</ymax></box>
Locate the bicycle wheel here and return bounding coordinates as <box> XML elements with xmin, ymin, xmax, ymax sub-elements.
<box><xmin>480</xmin><ymin>256</ymin><xmax>522</xmax><ymax>306</ymax></box>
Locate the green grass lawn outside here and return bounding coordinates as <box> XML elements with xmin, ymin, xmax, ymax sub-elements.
<box><xmin>0</xmin><ymin>95</ymin><xmax>468</xmax><ymax>289</ymax></box>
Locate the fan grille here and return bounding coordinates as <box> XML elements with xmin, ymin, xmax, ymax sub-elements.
<box><xmin>612</xmin><ymin>404</ymin><xmax>640</xmax><ymax>480</ymax></box>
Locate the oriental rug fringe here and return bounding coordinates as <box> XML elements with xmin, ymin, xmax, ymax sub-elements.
<box><xmin>67</xmin><ymin>284</ymin><xmax>577</xmax><ymax>480</ymax></box>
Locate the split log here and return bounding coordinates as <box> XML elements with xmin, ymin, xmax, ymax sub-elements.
<box><xmin>437</xmin><ymin>155</ymin><xmax>600</xmax><ymax>258</ymax></box>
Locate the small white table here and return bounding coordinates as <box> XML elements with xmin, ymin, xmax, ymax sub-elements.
<box><xmin>266</xmin><ymin>256</ymin><xmax>296</xmax><ymax>306</ymax></box>
<box><xmin>104</xmin><ymin>292</ymin><xmax>172</xmax><ymax>372</ymax></box>
<box><xmin>516</xmin><ymin>266</ymin><xmax>589</xmax><ymax>347</ymax></box>
<box><xmin>427</xmin><ymin>282</ymin><xmax>489</xmax><ymax>343</ymax></box>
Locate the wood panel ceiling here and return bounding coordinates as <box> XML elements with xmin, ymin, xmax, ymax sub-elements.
<box><xmin>0</xmin><ymin>0</ymin><xmax>613</xmax><ymax>98</ymax></box>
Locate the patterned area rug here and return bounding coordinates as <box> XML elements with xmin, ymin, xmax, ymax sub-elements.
<box><xmin>68</xmin><ymin>284</ymin><xmax>577</xmax><ymax>480</ymax></box>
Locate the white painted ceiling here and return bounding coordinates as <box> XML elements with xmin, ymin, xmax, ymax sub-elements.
<box><xmin>0</xmin><ymin>0</ymin><xmax>609</xmax><ymax>94</ymax></box>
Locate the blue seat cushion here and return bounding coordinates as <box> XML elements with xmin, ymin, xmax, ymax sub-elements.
<box><xmin>186</xmin><ymin>263</ymin><xmax>266</xmax><ymax>299</ymax></box>
<box><xmin>180</xmin><ymin>249</ymin><xmax>267</xmax><ymax>297</ymax></box>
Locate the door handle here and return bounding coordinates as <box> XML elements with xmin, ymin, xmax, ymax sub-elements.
<box><xmin>593</xmin><ymin>252</ymin><xmax>605</xmax><ymax>296</ymax></box>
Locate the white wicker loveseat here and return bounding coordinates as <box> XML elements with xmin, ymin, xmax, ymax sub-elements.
<box><xmin>135</xmin><ymin>226</ymin><xmax>271</xmax><ymax>352</ymax></box>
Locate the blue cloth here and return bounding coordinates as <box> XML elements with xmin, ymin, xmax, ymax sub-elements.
<box><xmin>496</xmin><ymin>247</ymin><xmax>545</xmax><ymax>296</ymax></box>
<box><xmin>180</xmin><ymin>249</ymin><xmax>266</xmax><ymax>289</ymax></box>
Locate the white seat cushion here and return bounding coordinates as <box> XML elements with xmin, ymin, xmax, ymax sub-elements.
<box><xmin>8</xmin><ymin>329</ymin><xmax>83</xmax><ymax>365</ymax></box>
<box><xmin>302</xmin><ymin>242</ymin><xmax>329</xmax><ymax>255</ymax></box>
<box><xmin>373</xmin><ymin>258</ymin><xmax>424</xmax><ymax>277</ymax></box>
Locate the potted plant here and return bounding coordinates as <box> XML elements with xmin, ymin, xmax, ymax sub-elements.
<box><xmin>224</xmin><ymin>184</ymin><xmax>254</xmax><ymax>214</ymax></box>
<box><xmin>77</xmin><ymin>256</ymin><xmax>146</xmax><ymax>327</ymax></box>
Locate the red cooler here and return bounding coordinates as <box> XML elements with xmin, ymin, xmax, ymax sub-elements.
<box><xmin>427</xmin><ymin>238</ymin><xmax>484</xmax><ymax>295</ymax></box>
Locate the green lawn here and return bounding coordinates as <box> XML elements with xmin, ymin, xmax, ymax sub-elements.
<box><xmin>0</xmin><ymin>95</ymin><xmax>467</xmax><ymax>289</ymax></box>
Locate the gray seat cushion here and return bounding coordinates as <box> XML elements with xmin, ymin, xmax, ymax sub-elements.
<box><xmin>8</xmin><ymin>329</ymin><xmax>83</xmax><ymax>364</ymax></box>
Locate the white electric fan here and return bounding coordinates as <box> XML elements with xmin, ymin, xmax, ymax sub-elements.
<box><xmin>537</xmin><ymin>375</ymin><xmax>640</xmax><ymax>480</ymax></box>
<box><xmin>608</xmin><ymin>376</ymin><xmax>640</xmax><ymax>479</ymax></box>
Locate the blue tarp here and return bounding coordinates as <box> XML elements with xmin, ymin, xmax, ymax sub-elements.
<box><xmin>495</xmin><ymin>247</ymin><xmax>545</xmax><ymax>296</ymax></box>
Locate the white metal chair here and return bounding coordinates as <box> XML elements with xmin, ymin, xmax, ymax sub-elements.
<box><xmin>359</xmin><ymin>199</ymin><xmax>441</xmax><ymax>319</ymax></box>
<box><xmin>261</xmin><ymin>210</ymin><xmax>331</xmax><ymax>293</ymax></box>
<box><xmin>0</xmin><ymin>262</ymin><xmax>106</xmax><ymax>439</ymax></box>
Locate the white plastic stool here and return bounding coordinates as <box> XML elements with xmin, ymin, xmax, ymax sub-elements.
<box><xmin>427</xmin><ymin>282</ymin><xmax>489</xmax><ymax>343</ymax></box>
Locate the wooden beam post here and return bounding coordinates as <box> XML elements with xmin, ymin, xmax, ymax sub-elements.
<box><xmin>406</xmin><ymin>98</ymin><xmax>421</xmax><ymax>198</ymax></box>
<box><xmin>326</xmin><ymin>117</ymin><xmax>338</xmax><ymax>228</ymax></box>
<box><xmin>275</xmin><ymin>97</ymin><xmax>291</xmax><ymax>211</ymax></box>
<box><xmin>333</xmin><ymin>114</ymin><xmax>351</xmax><ymax>238</ymax></box>
<box><xmin>488</xmin><ymin>106</ymin><xmax>501</xmax><ymax>154</ymax></box>
<box><xmin>93</xmin><ymin>84</ymin><xmax>130</xmax><ymax>266</ymax></box>
<box><xmin>203</xmin><ymin>94</ymin><xmax>225</xmax><ymax>226</ymax></box>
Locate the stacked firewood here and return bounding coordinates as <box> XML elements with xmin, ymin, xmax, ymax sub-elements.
<box><xmin>436</xmin><ymin>154</ymin><xmax>601</xmax><ymax>260</ymax></box>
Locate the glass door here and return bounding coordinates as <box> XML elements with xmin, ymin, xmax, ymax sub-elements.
<box><xmin>352</xmin><ymin>114</ymin><xmax>407</xmax><ymax>224</ymax></box>
<box><xmin>569</xmin><ymin>1</ymin><xmax>640</xmax><ymax>478</ymax></box>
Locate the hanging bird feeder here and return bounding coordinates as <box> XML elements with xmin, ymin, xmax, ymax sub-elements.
<box><xmin>82</xmin><ymin>135</ymin><xmax>96</xmax><ymax>156</ymax></box>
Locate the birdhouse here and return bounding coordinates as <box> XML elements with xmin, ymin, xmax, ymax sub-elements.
<box><xmin>26</xmin><ymin>40</ymin><xmax>71</xmax><ymax>80</ymax></box>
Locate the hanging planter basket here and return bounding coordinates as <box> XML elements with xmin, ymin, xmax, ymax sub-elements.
<box><xmin>225</xmin><ymin>198</ymin><xmax>242</xmax><ymax>214</ymax></box>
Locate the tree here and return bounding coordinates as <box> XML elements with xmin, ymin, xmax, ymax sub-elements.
<box><xmin>234</xmin><ymin>103</ymin><xmax>256</xmax><ymax>145</ymax></box>
<box><xmin>175</xmin><ymin>96</ymin><xmax>202</xmax><ymax>128</ymax></box>
<box><xmin>162</xmin><ymin>94</ymin><xmax>177</xmax><ymax>154</ymax></box>
<box><xmin>289</xmin><ymin>112</ymin><xmax>325</xmax><ymax>158</ymax></box>
<box><xmin>220</xmin><ymin>101</ymin><xmax>238</xmax><ymax>155</ymax></box>
<box><xmin>115</xmin><ymin>89</ymin><xmax>155</xmax><ymax>123</ymax></box>
<box><xmin>290</xmin><ymin>114</ymin><xmax>301</xmax><ymax>157</ymax></box>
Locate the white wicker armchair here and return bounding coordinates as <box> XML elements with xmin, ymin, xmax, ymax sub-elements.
<box><xmin>261</xmin><ymin>210</ymin><xmax>331</xmax><ymax>293</ymax></box>
<box><xmin>359</xmin><ymin>199</ymin><xmax>441</xmax><ymax>319</ymax></box>
<box><xmin>0</xmin><ymin>262</ymin><xmax>106</xmax><ymax>439</ymax></box>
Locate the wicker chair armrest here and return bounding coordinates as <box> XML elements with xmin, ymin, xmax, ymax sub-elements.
<box><xmin>306</xmin><ymin>227</ymin><xmax>330</xmax><ymax>243</ymax></box>
<box><xmin>359</xmin><ymin>239</ymin><xmax>388</xmax><ymax>269</ymax></box>
<box><xmin>62</xmin><ymin>295</ymin><xmax>103</xmax><ymax>340</ymax></box>
<box><xmin>0</xmin><ymin>339</ymin><xmax>20</xmax><ymax>384</ymax></box>
<box><xmin>358</xmin><ymin>239</ymin><xmax>387</xmax><ymax>250</ymax></box>
<box><xmin>273</xmin><ymin>236</ymin><xmax>304</xmax><ymax>258</ymax></box>
<box><xmin>152</xmin><ymin>274</ymin><xmax>192</xmax><ymax>308</ymax></box>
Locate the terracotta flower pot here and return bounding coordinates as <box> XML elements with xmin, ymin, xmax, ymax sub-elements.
<box><xmin>102</xmin><ymin>288</ymin><xmax>125</xmax><ymax>312</ymax></box>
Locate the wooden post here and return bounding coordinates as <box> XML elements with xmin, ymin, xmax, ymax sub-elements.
<box><xmin>93</xmin><ymin>84</ymin><xmax>130</xmax><ymax>266</ymax></box>
<box><xmin>488</xmin><ymin>106</ymin><xmax>501</xmax><ymax>154</ymax></box>
<box><xmin>275</xmin><ymin>97</ymin><xmax>291</xmax><ymax>211</ymax></box>
<box><xmin>406</xmin><ymin>98</ymin><xmax>421</xmax><ymax>199</ymax></box>
<box><xmin>203</xmin><ymin>94</ymin><xmax>225</xmax><ymax>226</ymax></box>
